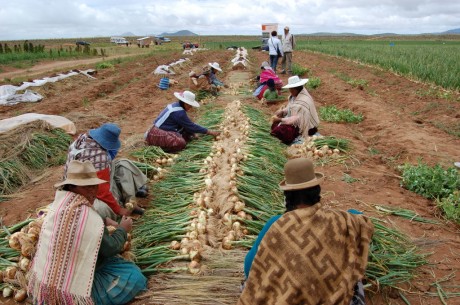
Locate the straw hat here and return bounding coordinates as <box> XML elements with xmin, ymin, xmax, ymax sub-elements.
<box><xmin>208</xmin><ymin>62</ymin><xmax>222</xmax><ymax>72</ymax></box>
<box><xmin>173</xmin><ymin>90</ymin><xmax>200</xmax><ymax>108</ymax></box>
<box><xmin>284</xmin><ymin>26</ymin><xmax>290</xmax><ymax>31</ymax></box>
<box><xmin>260</xmin><ymin>61</ymin><xmax>271</xmax><ymax>70</ymax></box>
<box><xmin>89</xmin><ymin>123</ymin><xmax>121</xmax><ymax>151</ymax></box>
<box><xmin>279</xmin><ymin>158</ymin><xmax>324</xmax><ymax>191</ymax></box>
<box><xmin>55</xmin><ymin>160</ymin><xmax>107</xmax><ymax>188</ymax></box>
<box><xmin>282</xmin><ymin>75</ymin><xmax>309</xmax><ymax>89</ymax></box>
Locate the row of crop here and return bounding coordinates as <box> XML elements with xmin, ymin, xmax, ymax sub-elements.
<box><xmin>237</xmin><ymin>105</ymin><xmax>429</xmax><ymax>293</ymax></box>
<box><xmin>297</xmin><ymin>40</ymin><xmax>460</xmax><ymax>90</ymax></box>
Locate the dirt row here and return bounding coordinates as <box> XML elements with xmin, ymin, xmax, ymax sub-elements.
<box><xmin>0</xmin><ymin>47</ymin><xmax>459</xmax><ymax>304</ymax></box>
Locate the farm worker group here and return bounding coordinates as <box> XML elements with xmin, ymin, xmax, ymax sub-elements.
<box><xmin>145</xmin><ymin>90</ymin><xmax>220</xmax><ymax>152</ymax></box>
<box><xmin>28</xmin><ymin>160</ymin><xmax>147</xmax><ymax>305</ymax></box>
<box><xmin>238</xmin><ymin>158</ymin><xmax>374</xmax><ymax>304</ymax></box>
<box><xmin>64</xmin><ymin>123</ymin><xmax>149</xmax><ymax>218</ymax></box>
<box><xmin>253</xmin><ymin>61</ymin><xmax>283</xmax><ymax>100</ymax></box>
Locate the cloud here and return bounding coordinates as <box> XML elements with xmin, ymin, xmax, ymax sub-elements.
<box><xmin>0</xmin><ymin>0</ymin><xmax>459</xmax><ymax>40</ymax></box>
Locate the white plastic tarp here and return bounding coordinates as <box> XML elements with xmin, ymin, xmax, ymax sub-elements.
<box><xmin>0</xmin><ymin>113</ymin><xmax>76</xmax><ymax>135</ymax></box>
<box><xmin>0</xmin><ymin>69</ymin><xmax>96</xmax><ymax>106</ymax></box>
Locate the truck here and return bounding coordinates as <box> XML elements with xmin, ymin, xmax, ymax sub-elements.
<box><xmin>261</xmin><ymin>23</ymin><xmax>278</xmax><ymax>51</ymax></box>
<box><xmin>110</xmin><ymin>37</ymin><xmax>129</xmax><ymax>45</ymax></box>
<box><xmin>154</xmin><ymin>35</ymin><xmax>171</xmax><ymax>44</ymax></box>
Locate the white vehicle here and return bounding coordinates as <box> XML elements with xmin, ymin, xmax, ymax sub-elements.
<box><xmin>110</xmin><ymin>37</ymin><xmax>128</xmax><ymax>44</ymax></box>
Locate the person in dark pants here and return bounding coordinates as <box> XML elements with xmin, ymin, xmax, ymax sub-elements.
<box><xmin>267</xmin><ymin>31</ymin><xmax>283</xmax><ymax>72</ymax></box>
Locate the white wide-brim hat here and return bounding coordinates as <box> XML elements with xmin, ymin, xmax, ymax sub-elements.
<box><xmin>282</xmin><ymin>75</ymin><xmax>309</xmax><ymax>89</ymax></box>
<box><xmin>209</xmin><ymin>62</ymin><xmax>222</xmax><ymax>72</ymax></box>
<box><xmin>174</xmin><ymin>91</ymin><xmax>200</xmax><ymax>108</ymax></box>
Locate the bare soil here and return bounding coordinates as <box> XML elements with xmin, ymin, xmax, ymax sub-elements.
<box><xmin>0</xmin><ymin>48</ymin><xmax>459</xmax><ymax>305</ymax></box>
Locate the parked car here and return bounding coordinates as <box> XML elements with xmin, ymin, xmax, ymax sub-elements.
<box><xmin>76</xmin><ymin>41</ymin><xmax>90</xmax><ymax>46</ymax></box>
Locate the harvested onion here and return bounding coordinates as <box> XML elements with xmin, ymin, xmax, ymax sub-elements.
<box><xmin>3</xmin><ymin>287</ymin><xmax>13</xmax><ymax>298</ymax></box>
<box><xmin>14</xmin><ymin>289</ymin><xmax>27</xmax><ymax>302</ymax></box>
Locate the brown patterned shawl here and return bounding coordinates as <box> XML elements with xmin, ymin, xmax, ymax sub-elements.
<box><xmin>28</xmin><ymin>191</ymin><xmax>104</xmax><ymax>305</ymax></box>
<box><xmin>238</xmin><ymin>203</ymin><xmax>374</xmax><ymax>305</ymax></box>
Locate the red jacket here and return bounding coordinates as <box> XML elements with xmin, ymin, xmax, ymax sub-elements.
<box><xmin>96</xmin><ymin>167</ymin><xmax>121</xmax><ymax>215</ymax></box>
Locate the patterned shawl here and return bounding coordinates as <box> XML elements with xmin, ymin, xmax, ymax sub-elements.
<box><xmin>28</xmin><ymin>191</ymin><xmax>104</xmax><ymax>305</ymax></box>
<box><xmin>238</xmin><ymin>203</ymin><xmax>374</xmax><ymax>305</ymax></box>
<box><xmin>64</xmin><ymin>133</ymin><xmax>111</xmax><ymax>176</ymax></box>
<box><xmin>288</xmin><ymin>87</ymin><xmax>320</xmax><ymax>137</ymax></box>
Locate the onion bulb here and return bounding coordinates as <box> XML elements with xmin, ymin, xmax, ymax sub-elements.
<box><xmin>8</xmin><ymin>232</ymin><xmax>23</xmax><ymax>251</ymax></box>
<box><xmin>3</xmin><ymin>287</ymin><xmax>13</xmax><ymax>298</ymax></box>
<box><xmin>232</xmin><ymin>221</ymin><xmax>241</xmax><ymax>232</ymax></box>
<box><xmin>205</xmin><ymin>178</ymin><xmax>213</xmax><ymax>188</ymax></box>
<box><xmin>237</xmin><ymin>211</ymin><xmax>246</xmax><ymax>219</ymax></box>
<box><xmin>170</xmin><ymin>240</ymin><xmax>181</xmax><ymax>250</ymax></box>
<box><xmin>5</xmin><ymin>266</ymin><xmax>17</xmax><ymax>280</ymax></box>
<box><xmin>189</xmin><ymin>250</ymin><xmax>201</xmax><ymax>262</ymax></box>
<box><xmin>222</xmin><ymin>237</ymin><xmax>232</xmax><ymax>250</ymax></box>
<box><xmin>19</xmin><ymin>257</ymin><xmax>30</xmax><ymax>271</ymax></box>
<box><xmin>188</xmin><ymin>260</ymin><xmax>201</xmax><ymax>274</ymax></box>
<box><xmin>234</xmin><ymin>201</ymin><xmax>245</xmax><ymax>212</ymax></box>
<box><xmin>14</xmin><ymin>289</ymin><xmax>27</xmax><ymax>302</ymax></box>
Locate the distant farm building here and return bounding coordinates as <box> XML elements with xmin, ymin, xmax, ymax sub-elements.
<box><xmin>137</xmin><ymin>37</ymin><xmax>153</xmax><ymax>48</ymax></box>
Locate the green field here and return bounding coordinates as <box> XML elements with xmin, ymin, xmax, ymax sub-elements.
<box><xmin>296</xmin><ymin>39</ymin><xmax>460</xmax><ymax>90</ymax></box>
<box><xmin>1</xmin><ymin>35</ymin><xmax>460</xmax><ymax>91</ymax></box>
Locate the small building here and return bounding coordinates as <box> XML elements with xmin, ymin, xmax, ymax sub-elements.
<box><xmin>137</xmin><ymin>37</ymin><xmax>153</xmax><ymax>48</ymax></box>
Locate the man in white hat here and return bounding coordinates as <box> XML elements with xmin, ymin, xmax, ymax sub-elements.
<box><xmin>280</xmin><ymin>26</ymin><xmax>296</xmax><ymax>75</ymax></box>
<box><xmin>145</xmin><ymin>90</ymin><xmax>220</xmax><ymax>152</ymax></box>
<box><xmin>271</xmin><ymin>75</ymin><xmax>320</xmax><ymax>144</ymax></box>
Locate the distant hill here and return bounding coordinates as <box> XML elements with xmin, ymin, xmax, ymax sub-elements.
<box><xmin>300</xmin><ymin>32</ymin><xmax>364</xmax><ymax>36</ymax></box>
<box><xmin>159</xmin><ymin>30</ymin><xmax>198</xmax><ymax>36</ymax></box>
<box><xmin>441</xmin><ymin>28</ymin><xmax>460</xmax><ymax>34</ymax></box>
<box><xmin>120</xmin><ymin>32</ymin><xmax>136</xmax><ymax>37</ymax></box>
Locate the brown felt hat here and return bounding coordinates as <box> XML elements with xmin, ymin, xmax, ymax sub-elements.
<box><xmin>279</xmin><ymin>158</ymin><xmax>324</xmax><ymax>191</ymax></box>
<box><xmin>55</xmin><ymin>160</ymin><xmax>107</xmax><ymax>188</ymax></box>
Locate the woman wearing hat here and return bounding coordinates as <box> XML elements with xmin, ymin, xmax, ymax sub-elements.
<box><xmin>238</xmin><ymin>158</ymin><xmax>374</xmax><ymax>305</ymax></box>
<box><xmin>190</xmin><ymin>62</ymin><xmax>226</xmax><ymax>95</ymax></box>
<box><xmin>271</xmin><ymin>75</ymin><xmax>320</xmax><ymax>144</ymax></box>
<box><xmin>64</xmin><ymin>123</ymin><xmax>148</xmax><ymax>219</ymax></box>
<box><xmin>145</xmin><ymin>90</ymin><xmax>220</xmax><ymax>152</ymax></box>
<box><xmin>253</xmin><ymin>61</ymin><xmax>283</xmax><ymax>98</ymax></box>
<box><xmin>28</xmin><ymin>160</ymin><xmax>146</xmax><ymax>305</ymax></box>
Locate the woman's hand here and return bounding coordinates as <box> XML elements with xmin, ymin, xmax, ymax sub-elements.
<box><xmin>105</xmin><ymin>217</ymin><xmax>118</xmax><ymax>227</ymax></box>
<box><xmin>207</xmin><ymin>130</ymin><xmax>221</xmax><ymax>138</ymax></box>
<box><xmin>119</xmin><ymin>216</ymin><xmax>133</xmax><ymax>232</ymax></box>
<box><xmin>272</xmin><ymin>116</ymin><xmax>282</xmax><ymax>123</ymax></box>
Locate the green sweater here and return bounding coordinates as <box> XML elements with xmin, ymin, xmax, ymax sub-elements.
<box><xmin>263</xmin><ymin>89</ymin><xmax>279</xmax><ymax>100</ymax></box>
<box><xmin>96</xmin><ymin>226</ymin><xmax>127</xmax><ymax>268</ymax></box>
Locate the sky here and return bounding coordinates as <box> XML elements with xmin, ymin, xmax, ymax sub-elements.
<box><xmin>0</xmin><ymin>0</ymin><xmax>459</xmax><ymax>40</ymax></box>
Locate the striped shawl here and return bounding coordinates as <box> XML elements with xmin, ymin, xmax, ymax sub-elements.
<box><xmin>28</xmin><ymin>191</ymin><xmax>104</xmax><ymax>305</ymax></box>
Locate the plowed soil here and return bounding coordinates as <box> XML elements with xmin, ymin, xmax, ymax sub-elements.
<box><xmin>0</xmin><ymin>47</ymin><xmax>459</xmax><ymax>305</ymax></box>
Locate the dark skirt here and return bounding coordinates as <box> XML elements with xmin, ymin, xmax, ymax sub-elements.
<box><xmin>270</xmin><ymin>122</ymin><xmax>300</xmax><ymax>145</ymax></box>
<box><xmin>145</xmin><ymin>126</ymin><xmax>187</xmax><ymax>152</ymax></box>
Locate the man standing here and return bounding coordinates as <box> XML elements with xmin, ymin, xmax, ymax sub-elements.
<box><xmin>281</xmin><ymin>26</ymin><xmax>295</xmax><ymax>75</ymax></box>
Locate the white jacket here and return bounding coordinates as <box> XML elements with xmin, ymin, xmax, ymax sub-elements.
<box><xmin>268</xmin><ymin>37</ymin><xmax>283</xmax><ymax>57</ymax></box>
